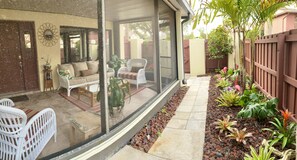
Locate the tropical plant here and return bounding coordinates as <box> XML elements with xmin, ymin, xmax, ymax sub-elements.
<box><xmin>263</xmin><ymin>111</ymin><xmax>296</xmax><ymax>149</ymax></box>
<box><xmin>216</xmin><ymin>78</ymin><xmax>232</xmax><ymax>89</ymax></box>
<box><xmin>215</xmin><ymin>90</ymin><xmax>240</xmax><ymax>107</ymax></box>
<box><xmin>239</xmin><ymin>85</ymin><xmax>265</xmax><ymax>107</ymax></box>
<box><xmin>97</xmin><ymin>77</ymin><xmax>130</xmax><ymax>115</ymax></box>
<box><xmin>107</xmin><ymin>54</ymin><xmax>126</xmax><ymax>76</ymax></box>
<box><xmin>194</xmin><ymin>0</ymin><xmax>292</xmax><ymax>91</ymax></box>
<box><xmin>237</xmin><ymin>98</ymin><xmax>278</xmax><ymax>121</ymax></box>
<box><xmin>244</xmin><ymin>145</ymin><xmax>275</xmax><ymax>160</ymax></box>
<box><xmin>213</xmin><ymin>115</ymin><xmax>237</xmax><ymax>134</ymax></box>
<box><xmin>208</xmin><ymin>25</ymin><xmax>233</xmax><ymax>68</ymax></box>
<box><xmin>227</xmin><ymin>128</ymin><xmax>252</xmax><ymax>145</ymax></box>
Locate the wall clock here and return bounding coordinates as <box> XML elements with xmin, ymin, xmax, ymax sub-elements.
<box><xmin>38</xmin><ymin>23</ymin><xmax>58</xmax><ymax>47</ymax></box>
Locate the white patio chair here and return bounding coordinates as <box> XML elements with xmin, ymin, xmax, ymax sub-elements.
<box><xmin>0</xmin><ymin>106</ymin><xmax>57</xmax><ymax>160</ymax></box>
<box><xmin>0</xmin><ymin>98</ymin><xmax>15</xmax><ymax>107</ymax></box>
<box><xmin>118</xmin><ymin>58</ymin><xmax>147</xmax><ymax>89</ymax></box>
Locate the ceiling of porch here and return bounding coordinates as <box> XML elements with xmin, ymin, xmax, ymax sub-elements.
<box><xmin>0</xmin><ymin>0</ymin><xmax>183</xmax><ymax>22</ymax></box>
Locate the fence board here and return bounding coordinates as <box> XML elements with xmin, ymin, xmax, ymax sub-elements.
<box><xmin>245</xmin><ymin>30</ymin><xmax>297</xmax><ymax>114</ymax></box>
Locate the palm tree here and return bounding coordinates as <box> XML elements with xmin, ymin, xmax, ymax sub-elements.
<box><xmin>194</xmin><ymin>0</ymin><xmax>292</xmax><ymax>89</ymax></box>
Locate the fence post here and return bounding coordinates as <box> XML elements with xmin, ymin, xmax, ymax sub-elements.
<box><xmin>276</xmin><ymin>34</ymin><xmax>285</xmax><ymax>110</ymax></box>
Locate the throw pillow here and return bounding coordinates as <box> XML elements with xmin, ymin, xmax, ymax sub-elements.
<box><xmin>87</xmin><ymin>61</ymin><xmax>99</xmax><ymax>74</ymax></box>
<box><xmin>80</xmin><ymin>69</ymin><xmax>93</xmax><ymax>77</ymax></box>
<box><xmin>58</xmin><ymin>64</ymin><xmax>75</xmax><ymax>77</ymax></box>
<box><xmin>131</xmin><ymin>66</ymin><xmax>143</xmax><ymax>73</ymax></box>
<box><xmin>59</xmin><ymin>70</ymin><xmax>73</xmax><ymax>80</ymax></box>
<box><xmin>72</xmin><ymin>62</ymin><xmax>88</xmax><ymax>77</ymax></box>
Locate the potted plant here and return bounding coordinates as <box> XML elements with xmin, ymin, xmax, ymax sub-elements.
<box><xmin>107</xmin><ymin>55</ymin><xmax>126</xmax><ymax>76</ymax></box>
<box><xmin>97</xmin><ymin>77</ymin><xmax>130</xmax><ymax>115</ymax></box>
<box><xmin>43</xmin><ymin>57</ymin><xmax>51</xmax><ymax>70</ymax></box>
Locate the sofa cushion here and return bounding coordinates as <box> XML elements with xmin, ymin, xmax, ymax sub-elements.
<box><xmin>72</xmin><ymin>62</ymin><xmax>88</xmax><ymax>77</ymax></box>
<box><xmin>80</xmin><ymin>69</ymin><xmax>93</xmax><ymax>77</ymax></box>
<box><xmin>69</xmin><ymin>77</ymin><xmax>87</xmax><ymax>86</ymax></box>
<box><xmin>131</xmin><ymin>66</ymin><xmax>143</xmax><ymax>73</ymax></box>
<box><xmin>58</xmin><ymin>64</ymin><xmax>75</xmax><ymax>77</ymax></box>
<box><xmin>118</xmin><ymin>72</ymin><xmax>137</xmax><ymax>80</ymax></box>
<box><xmin>85</xmin><ymin>74</ymin><xmax>99</xmax><ymax>82</ymax></box>
<box><xmin>87</xmin><ymin>61</ymin><xmax>99</xmax><ymax>74</ymax></box>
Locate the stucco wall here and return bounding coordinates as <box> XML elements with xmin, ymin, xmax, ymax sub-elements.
<box><xmin>189</xmin><ymin>39</ymin><xmax>205</xmax><ymax>76</ymax></box>
<box><xmin>265</xmin><ymin>13</ymin><xmax>297</xmax><ymax>35</ymax></box>
<box><xmin>0</xmin><ymin>9</ymin><xmax>113</xmax><ymax>91</ymax></box>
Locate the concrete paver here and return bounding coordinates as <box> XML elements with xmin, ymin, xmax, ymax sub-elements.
<box><xmin>109</xmin><ymin>76</ymin><xmax>210</xmax><ymax>160</ymax></box>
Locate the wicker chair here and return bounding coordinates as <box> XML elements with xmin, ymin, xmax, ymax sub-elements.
<box><xmin>0</xmin><ymin>106</ymin><xmax>57</xmax><ymax>160</ymax></box>
<box><xmin>118</xmin><ymin>58</ymin><xmax>147</xmax><ymax>89</ymax></box>
<box><xmin>0</xmin><ymin>98</ymin><xmax>15</xmax><ymax>107</ymax></box>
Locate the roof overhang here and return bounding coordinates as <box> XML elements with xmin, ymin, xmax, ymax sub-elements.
<box><xmin>0</xmin><ymin>0</ymin><xmax>194</xmax><ymax>21</ymax></box>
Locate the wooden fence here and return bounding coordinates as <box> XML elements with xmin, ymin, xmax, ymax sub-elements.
<box><xmin>245</xmin><ymin>29</ymin><xmax>297</xmax><ymax>114</ymax></box>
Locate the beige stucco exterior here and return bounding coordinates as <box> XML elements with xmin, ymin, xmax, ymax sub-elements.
<box><xmin>264</xmin><ymin>12</ymin><xmax>297</xmax><ymax>35</ymax></box>
<box><xmin>189</xmin><ymin>38</ymin><xmax>205</xmax><ymax>76</ymax></box>
<box><xmin>0</xmin><ymin>9</ymin><xmax>113</xmax><ymax>91</ymax></box>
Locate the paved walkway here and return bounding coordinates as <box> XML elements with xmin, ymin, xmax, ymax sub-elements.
<box><xmin>109</xmin><ymin>76</ymin><xmax>210</xmax><ymax>160</ymax></box>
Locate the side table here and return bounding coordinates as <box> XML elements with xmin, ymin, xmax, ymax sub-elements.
<box><xmin>43</xmin><ymin>69</ymin><xmax>53</xmax><ymax>91</ymax></box>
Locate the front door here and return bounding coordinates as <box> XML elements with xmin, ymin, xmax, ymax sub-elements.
<box><xmin>0</xmin><ymin>21</ymin><xmax>39</xmax><ymax>93</ymax></box>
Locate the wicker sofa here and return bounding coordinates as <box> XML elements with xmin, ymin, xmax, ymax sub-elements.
<box><xmin>57</xmin><ymin>61</ymin><xmax>114</xmax><ymax>96</ymax></box>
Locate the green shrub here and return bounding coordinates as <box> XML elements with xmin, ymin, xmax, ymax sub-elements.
<box><xmin>237</xmin><ymin>98</ymin><xmax>278</xmax><ymax>121</ymax></box>
<box><xmin>239</xmin><ymin>85</ymin><xmax>265</xmax><ymax>107</ymax></box>
<box><xmin>208</xmin><ymin>26</ymin><xmax>233</xmax><ymax>69</ymax></box>
<box><xmin>215</xmin><ymin>90</ymin><xmax>240</xmax><ymax>107</ymax></box>
<box><xmin>244</xmin><ymin>145</ymin><xmax>275</xmax><ymax>160</ymax></box>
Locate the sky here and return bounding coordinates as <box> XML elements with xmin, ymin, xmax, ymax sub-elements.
<box><xmin>184</xmin><ymin>1</ymin><xmax>223</xmax><ymax>38</ymax></box>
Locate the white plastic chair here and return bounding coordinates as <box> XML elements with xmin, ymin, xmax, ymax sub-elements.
<box><xmin>118</xmin><ymin>58</ymin><xmax>147</xmax><ymax>89</ymax></box>
<box><xmin>0</xmin><ymin>106</ymin><xmax>57</xmax><ymax>160</ymax></box>
<box><xmin>0</xmin><ymin>98</ymin><xmax>15</xmax><ymax>107</ymax></box>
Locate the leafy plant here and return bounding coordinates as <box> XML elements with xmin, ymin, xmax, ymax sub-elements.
<box><xmin>208</xmin><ymin>25</ymin><xmax>233</xmax><ymax>68</ymax></box>
<box><xmin>215</xmin><ymin>90</ymin><xmax>240</xmax><ymax>107</ymax></box>
<box><xmin>237</xmin><ymin>98</ymin><xmax>278</xmax><ymax>121</ymax></box>
<box><xmin>107</xmin><ymin>55</ymin><xmax>126</xmax><ymax>76</ymax></box>
<box><xmin>227</xmin><ymin>128</ymin><xmax>252</xmax><ymax>145</ymax></box>
<box><xmin>216</xmin><ymin>78</ymin><xmax>232</xmax><ymax>89</ymax></box>
<box><xmin>97</xmin><ymin>77</ymin><xmax>130</xmax><ymax>115</ymax></box>
<box><xmin>213</xmin><ymin>115</ymin><xmax>237</xmax><ymax>133</ymax></box>
<box><xmin>239</xmin><ymin>85</ymin><xmax>265</xmax><ymax>107</ymax></box>
<box><xmin>263</xmin><ymin>110</ymin><xmax>296</xmax><ymax>149</ymax></box>
<box><xmin>244</xmin><ymin>145</ymin><xmax>275</xmax><ymax>160</ymax></box>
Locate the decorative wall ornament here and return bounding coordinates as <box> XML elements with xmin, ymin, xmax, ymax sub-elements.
<box><xmin>38</xmin><ymin>23</ymin><xmax>58</xmax><ymax>47</ymax></box>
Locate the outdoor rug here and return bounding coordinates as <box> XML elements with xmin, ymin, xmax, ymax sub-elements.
<box><xmin>9</xmin><ymin>95</ymin><xmax>29</xmax><ymax>102</ymax></box>
<box><xmin>59</xmin><ymin>85</ymin><xmax>146</xmax><ymax>113</ymax></box>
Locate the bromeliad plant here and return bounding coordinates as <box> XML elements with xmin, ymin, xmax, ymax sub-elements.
<box><xmin>244</xmin><ymin>145</ymin><xmax>275</xmax><ymax>160</ymax></box>
<box><xmin>213</xmin><ymin>115</ymin><xmax>237</xmax><ymax>134</ymax></box>
<box><xmin>216</xmin><ymin>78</ymin><xmax>232</xmax><ymax>89</ymax></box>
<box><xmin>237</xmin><ymin>98</ymin><xmax>278</xmax><ymax>121</ymax></box>
<box><xmin>97</xmin><ymin>77</ymin><xmax>130</xmax><ymax>115</ymax></box>
<box><xmin>215</xmin><ymin>90</ymin><xmax>240</xmax><ymax>107</ymax></box>
<box><xmin>264</xmin><ymin>110</ymin><xmax>296</xmax><ymax>149</ymax></box>
<box><xmin>227</xmin><ymin>128</ymin><xmax>253</xmax><ymax>145</ymax></box>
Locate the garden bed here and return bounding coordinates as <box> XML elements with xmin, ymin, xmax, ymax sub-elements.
<box><xmin>203</xmin><ymin>75</ymin><xmax>273</xmax><ymax>159</ymax></box>
<box><xmin>129</xmin><ymin>86</ymin><xmax>189</xmax><ymax>152</ymax></box>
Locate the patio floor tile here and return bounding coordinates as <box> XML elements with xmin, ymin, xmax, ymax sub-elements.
<box><xmin>148</xmin><ymin>128</ymin><xmax>205</xmax><ymax>160</ymax></box>
<box><xmin>166</xmin><ymin>119</ymin><xmax>187</xmax><ymax>129</ymax></box>
<box><xmin>172</xmin><ymin>111</ymin><xmax>191</xmax><ymax>120</ymax></box>
<box><xmin>110</xmin><ymin>146</ymin><xmax>164</xmax><ymax>160</ymax></box>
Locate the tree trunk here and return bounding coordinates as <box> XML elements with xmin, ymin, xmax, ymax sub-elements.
<box><xmin>242</xmin><ymin>30</ymin><xmax>246</xmax><ymax>91</ymax></box>
<box><xmin>233</xmin><ymin>29</ymin><xmax>236</xmax><ymax>68</ymax></box>
<box><xmin>250</xmin><ymin>39</ymin><xmax>255</xmax><ymax>86</ymax></box>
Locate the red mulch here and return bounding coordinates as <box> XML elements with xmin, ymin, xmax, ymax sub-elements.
<box><xmin>203</xmin><ymin>75</ymin><xmax>273</xmax><ymax>159</ymax></box>
<box><xmin>129</xmin><ymin>86</ymin><xmax>189</xmax><ymax>152</ymax></box>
